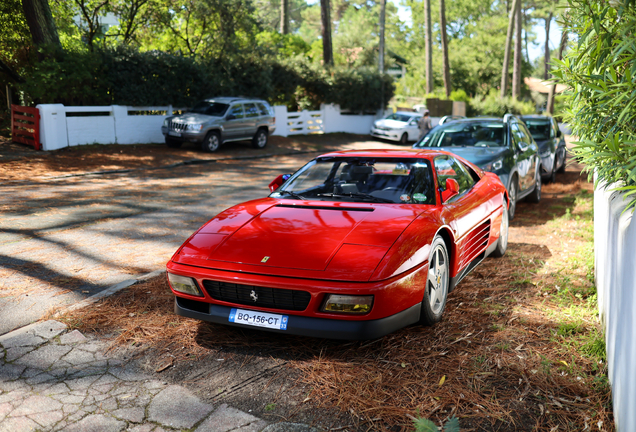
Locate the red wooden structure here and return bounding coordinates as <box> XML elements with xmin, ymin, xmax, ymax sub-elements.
<box><xmin>11</xmin><ymin>105</ymin><xmax>41</xmax><ymax>150</ymax></box>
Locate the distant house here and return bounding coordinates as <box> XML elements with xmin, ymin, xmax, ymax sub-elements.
<box><xmin>524</xmin><ymin>77</ymin><xmax>567</xmax><ymax>94</ymax></box>
<box><xmin>386</xmin><ymin>51</ymin><xmax>407</xmax><ymax>79</ymax></box>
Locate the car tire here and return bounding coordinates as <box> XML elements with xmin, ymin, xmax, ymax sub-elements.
<box><xmin>527</xmin><ymin>168</ymin><xmax>542</xmax><ymax>203</ymax></box>
<box><xmin>165</xmin><ymin>137</ymin><xmax>182</xmax><ymax>148</ymax></box>
<box><xmin>419</xmin><ymin>235</ymin><xmax>449</xmax><ymax>326</ymax></box>
<box><xmin>549</xmin><ymin>160</ymin><xmax>557</xmax><ymax>183</ymax></box>
<box><xmin>399</xmin><ymin>133</ymin><xmax>408</xmax><ymax>145</ymax></box>
<box><xmin>508</xmin><ymin>176</ymin><xmax>518</xmax><ymax>220</ymax></box>
<box><xmin>490</xmin><ymin>200</ymin><xmax>509</xmax><ymax>258</ymax></box>
<box><xmin>201</xmin><ymin>131</ymin><xmax>221</xmax><ymax>153</ymax></box>
<box><xmin>252</xmin><ymin>128</ymin><xmax>268</xmax><ymax>149</ymax></box>
<box><xmin>557</xmin><ymin>151</ymin><xmax>567</xmax><ymax>173</ymax></box>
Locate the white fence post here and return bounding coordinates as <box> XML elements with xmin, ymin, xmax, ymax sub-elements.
<box><xmin>36</xmin><ymin>104</ymin><xmax>68</xmax><ymax>151</ymax></box>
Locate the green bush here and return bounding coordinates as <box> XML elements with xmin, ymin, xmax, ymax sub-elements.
<box><xmin>469</xmin><ymin>90</ymin><xmax>535</xmax><ymax>117</ymax></box>
<box><xmin>554</xmin><ymin>0</ymin><xmax>636</xmax><ymax>211</ymax></box>
<box><xmin>17</xmin><ymin>46</ymin><xmax>393</xmax><ymax>113</ymax></box>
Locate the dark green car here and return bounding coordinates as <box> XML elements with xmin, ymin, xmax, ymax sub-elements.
<box><xmin>521</xmin><ymin>115</ymin><xmax>567</xmax><ymax>183</ymax></box>
<box><xmin>413</xmin><ymin>114</ymin><xmax>541</xmax><ymax>219</ymax></box>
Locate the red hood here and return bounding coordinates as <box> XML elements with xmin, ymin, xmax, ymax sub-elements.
<box><xmin>173</xmin><ymin>198</ymin><xmax>428</xmax><ymax>281</ymax></box>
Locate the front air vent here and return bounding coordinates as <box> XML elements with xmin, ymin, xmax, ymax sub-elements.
<box><xmin>202</xmin><ymin>280</ymin><xmax>311</xmax><ymax>311</ymax></box>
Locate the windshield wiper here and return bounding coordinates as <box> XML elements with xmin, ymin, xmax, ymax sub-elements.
<box><xmin>317</xmin><ymin>192</ymin><xmax>394</xmax><ymax>203</ymax></box>
<box><xmin>277</xmin><ymin>190</ymin><xmax>305</xmax><ymax>200</ymax></box>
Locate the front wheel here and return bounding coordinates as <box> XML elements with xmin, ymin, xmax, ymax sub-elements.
<box><xmin>419</xmin><ymin>236</ymin><xmax>449</xmax><ymax>326</ymax></box>
<box><xmin>556</xmin><ymin>150</ymin><xmax>567</xmax><ymax>173</ymax></box>
<box><xmin>527</xmin><ymin>169</ymin><xmax>542</xmax><ymax>203</ymax></box>
<box><xmin>399</xmin><ymin>133</ymin><xmax>408</xmax><ymax>145</ymax></box>
<box><xmin>508</xmin><ymin>177</ymin><xmax>518</xmax><ymax>220</ymax></box>
<box><xmin>252</xmin><ymin>128</ymin><xmax>268</xmax><ymax>149</ymax></box>
<box><xmin>490</xmin><ymin>201</ymin><xmax>509</xmax><ymax>258</ymax></box>
<box><xmin>201</xmin><ymin>131</ymin><xmax>221</xmax><ymax>153</ymax></box>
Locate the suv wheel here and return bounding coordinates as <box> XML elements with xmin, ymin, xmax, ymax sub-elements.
<box><xmin>527</xmin><ymin>169</ymin><xmax>542</xmax><ymax>203</ymax></box>
<box><xmin>252</xmin><ymin>128</ymin><xmax>268</xmax><ymax>149</ymax></box>
<box><xmin>201</xmin><ymin>131</ymin><xmax>221</xmax><ymax>153</ymax></box>
<box><xmin>508</xmin><ymin>176</ymin><xmax>518</xmax><ymax>220</ymax></box>
<box><xmin>165</xmin><ymin>137</ymin><xmax>182</xmax><ymax>148</ymax></box>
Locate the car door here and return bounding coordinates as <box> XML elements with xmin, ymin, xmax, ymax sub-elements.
<box><xmin>224</xmin><ymin>104</ymin><xmax>246</xmax><ymax>140</ymax></box>
<box><xmin>509</xmin><ymin>122</ymin><xmax>538</xmax><ymax>192</ymax></box>
<box><xmin>407</xmin><ymin>117</ymin><xmax>421</xmax><ymax>141</ymax></box>
<box><xmin>435</xmin><ymin>155</ymin><xmax>495</xmax><ymax>275</ymax></box>
<box><xmin>243</xmin><ymin>103</ymin><xmax>260</xmax><ymax>138</ymax></box>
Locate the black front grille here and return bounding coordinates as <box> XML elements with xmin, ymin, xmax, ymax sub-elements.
<box><xmin>202</xmin><ymin>280</ymin><xmax>311</xmax><ymax>311</ymax></box>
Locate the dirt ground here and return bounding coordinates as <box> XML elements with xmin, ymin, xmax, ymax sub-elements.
<box><xmin>7</xmin><ymin>134</ymin><xmax>609</xmax><ymax>431</ymax></box>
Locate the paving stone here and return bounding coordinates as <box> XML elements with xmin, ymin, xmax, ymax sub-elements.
<box><xmin>0</xmin><ymin>389</ymin><xmax>28</xmax><ymax>405</ymax></box>
<box><xmin>64</xmin><ymin>414</ymin><xmax>126</xmax><ymax>432</ymax></box>
<box><xmin>195</xmin><ymin>404</ymin><xmax>264</xmax><ymax>432</ymax></box>
<box><xmin>93</xmin><ymin>374</ymin><xmax>119</xmax><ymax>387</ymax></box>
<box><xmin>112</xmin><ymin>407</ymin><xmax>145</xmax><ymax>423</ymax></box>
<box><xmin>45</xmin><ymin>383</ymin><xmax>69</xmax><ymax>395</ymax></box>
<box><xmin>49</xmin><ymin>368</ymin><xmax>68</xmax><ymax>377</ymax></box>
<box><xmin>233</xmin><ymin>421</ymin><xmax>270</xmax><ymax>432</ymax></box>
<box><xmin>261</xmin><ymin>423</ymin><xmax>318</xmax><ymax>432</ymax></box>
<box><xmin>0</xmin><ymin>363</ymin><xmax>26</xmax><ymax>382</ymax></box>
<box><xmin>67</xmin><ymin>375</ymin><xmax>99</xmax><ymax>391</ymax></box>
<box><xmin>25</xmin><ymin>372</ymin><xmax>55</xmax><ymax>385</ymax></box>
<box><xmin>16</xmin><ymin>344</ymin><xmax>72</xmax><ymax>370</ymax></box>
<box><xmin>59</xmin><ymin>330</ymin><xmax>88</xmax><ymax>345</ymax></box>
<box><xmin>66</xmin><ymin>409</ymin><xmax>89</xmax><ymax>423</ymax></box>
<box><xmin>62</xmin><ymin>349</ymin><xmax>96</xmax><ymax>365</ymax></box>
<box><xmin>20</xmin><ymin>368</ymin><xmax>43</xmax><ymax>379</ymax></box>
<box><xmin>77</xmin><ymin>343</ymin><xmax>102</xmax><ymax>353</ymax></box>
<box><xmin>109</xmin><ymin>365</ymin><xmax>147</xmax><ymax>381</ymax></box>
<box><xmin>0</xmin><ymin>333</ymin><xmax>45</xmax><ymax>349</ymax></box>
<box><xmin>29</xmin><ymin>409</ymin><xmax>64</xmax><ymax>428</ymax></box>
<box><xmin>10</xmin><ymin>394</ymin><xmax>62</xmax><ymax>416</ymax></box>
<box><xmin>5</xmin><ymin>347</ymin><xmax>34</xmax><ymax>362</ymax></box>
<box><xmin>107</xmin><ymin>359</ymin><xmax>124</xmax><ymax>367</ymax></box>
<box><xmin>127</xmin><ymin>425</ymin><xmax>154</xmax><ymax>432</ymax></box>
<box><xmin>50</xmin><ymin>360</ymin><xmax>73</xmax><ymax>370</ymax></box>
<box><xmin>98</xmin><ymin>396</ymin><xmax>118</xmax><ymax>411</ymax></box>
<box><xmin>94</xmin><ymin>394</ymin><xmax>110</xmax><ymax>403</ymax></box>
<box><xmin>148</xmin><ymin>385</ymin><xmax>213</xmax><ymax>429</ymax></box>
<box><xmin>0</xmin><ymin>402</ymin><xmax>13</xmax><ymax>419</ymax></box>
<box><xmin>56</xmin><ymin>394</ymin><xmax>85</xmax><ymax>404</ymax></box>
<box><xmin>0</xmin><ymin>415</ymin><xmax>40</xmax><ymax>432</ymax></box>
<box><xmin>0</xmin><ymin>380</ymin><xmax>30</xmax><ymax>393</ymax></box>
<box><xmin>32</xmin><ymin>320</ymin><xmax>68</xmax><ymax>339</ymax></box>
<box><xmin>68</xmin><ymin>366</ymin><xmax>103</xmax><ymax>379</ymax></box>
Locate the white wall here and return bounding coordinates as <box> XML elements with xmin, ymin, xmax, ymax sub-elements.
<box><xmin>595</xmin><ymin>181</ymin><xmax>636</xmax><ymax>432</ymax></box>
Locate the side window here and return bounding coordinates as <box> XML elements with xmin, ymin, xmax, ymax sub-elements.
<box><xmin>509</xmin><ymin>123</ymin><xmax>528</xmax><ymax>147</ymax></box>
<box><xmin>228</xmin><ymin>105</ymin><xmax>245</xmax><ymax>119</ymax></box>
<box><xmin>244</xmin><ymin>103</ymin><xmax>259</xmax><ymax>118</ymax></box>
<box><xmin>518</xmin><ymin>123</ymin><xmax>533</xmax><ymax>144</ymax></box>
<box><xmin>256</xmin><ymin>102</ymin><xmax>270</xmax><ymax>116</ymax></box>
<box><xmin>434</xmin><ymin>156</ymin><xmax>475</xmax><ymax>196</ymax></box>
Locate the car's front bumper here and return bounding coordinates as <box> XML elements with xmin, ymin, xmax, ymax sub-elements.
<box><xmin>174</xmin><ymin>297</ymin><xmax>421</xmax><ymax>340</ymax></box>
<box><xmin>370</xmin><ymin>128</ymin><xmax>401</xmax><ymax>141</ymax></box>
<box><xmin>161</xmin><ymin>126</ymin><xmax>207</xmax><ymax>143</ymax></box>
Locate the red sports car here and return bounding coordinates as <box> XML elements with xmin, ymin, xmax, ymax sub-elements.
<box><xmin>166</xmin><ymin>149</ymin><xmax>509</xmax><ymax>340</ymax></box>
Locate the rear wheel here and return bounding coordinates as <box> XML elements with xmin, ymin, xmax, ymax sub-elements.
<box><xmin>399</xmin><ymin>133</ymin><xmax>408</xmax><ymax>145</ymax></box>
<box><xmin>490</xmin><ymin>201</ymin><xmax>509</xmax><ymax>258</ymax></box>
<box><xmin>557</xmin><ymin>151</ymin><xmax>567</xmax><ymax>173</ymax></box>
<box><xmin>419</xmin><ymin>236</ymin><xmax>449</xmax><ymax>326</ymax></box>
<box><xmin>548</xmin><ymin>160</ymin><xmax>556</xmax><ymax>183</ymax></box>
<box><xmin>508</xmin><ymin>176</ymin><xmax>518</xmax><ymax>220</ymax></box>
<box><xmin>201</xmin><ymin>131</ymin><xmax>221</xmax><ymax>153</ymax></box>
<box><xmin>252</xmin><ymin>128</ymin><xmax>268</xmax><ymax>149</ymax></box>
<box><xmin>165</xmin><ymin>137</ymin><xmax>182</xmax><ymax>148</ymax></box>
<box><xmin>527</xmin><ymin>169</ymin><xmax>542</xmax><ymax>203</ymax></box>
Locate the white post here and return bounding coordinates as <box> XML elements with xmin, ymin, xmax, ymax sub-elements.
<box><xmin>36</xmin><ymin>104</ymin><xmax>68</xmax><ymax>151</ymax></box>
<box><xmin>272</xmin><ymin>105</ymin><xmax>288</xmax><ymax>137</ymax></box>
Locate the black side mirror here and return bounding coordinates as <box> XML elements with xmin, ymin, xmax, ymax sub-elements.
<box><xmin>556</xmin><ymin>129</ymin><xmax>563</xmax><ymax>138</ymax></box>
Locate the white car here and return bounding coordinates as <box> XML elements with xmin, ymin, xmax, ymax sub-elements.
<box><xmin>370</xmin><ymin>112</ymin><xmax>423</xmax><ymax>144</ymax></box>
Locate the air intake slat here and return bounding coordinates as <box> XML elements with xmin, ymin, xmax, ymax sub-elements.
<box><xmin>202</xmin><ymin>280</ymin><xmax>311</xmax><ymax>311</ymax></box>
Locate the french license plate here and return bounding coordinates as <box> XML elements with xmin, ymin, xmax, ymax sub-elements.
<box><xmin>229</xmin><ymin>308</ymin><xmax>288</xmax><ymax>330</ymax></box>
<box><xmin>168</xmin><ymin>131</ymin><xmax>181</xmax><ymax>137</ymax></box>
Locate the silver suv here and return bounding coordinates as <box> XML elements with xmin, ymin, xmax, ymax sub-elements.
<box><xmin>161</xmin><ymin>97</ymin><xmax>276</xmax><ymax>152</ymax></box>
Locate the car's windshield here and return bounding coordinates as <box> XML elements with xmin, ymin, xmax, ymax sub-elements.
<box><xmin>190</xmin><ymin>102</ymin><xmax>229</xmax><ymax>117</ymax></box>
<box><xmin>416</xmin><ymin>121</ymin><xmax>507</xmax><ymax>148</ymax></box>
<box><xmin>271</xmin><ymin>157</ymin><xmax>436</xmax><ymax>205</ymax></box>
<box><xmin>523</xmin><ymin>120</ymin><xmax>552</xmax><ymax>141</ymax></box>
<box><xmin>385</xmin><ymin>113</ymin><xmax>415</xmax><ymax>123</ymax></box>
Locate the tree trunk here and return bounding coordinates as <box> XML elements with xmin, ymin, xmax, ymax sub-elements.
<box><xmin>424</xmin><ymin>0</ymin><xmax>433</xmax><ymax>94</ymax></box>
<box><xmin>21</xmin><ymin>0</ymin><xmax>61</xmax><ymax>47</ymax></box>
<box><xmin>379</xmin><ymin>0</ymin><xmax>386</xmax><ymax>74</ymax></box>
<box><xmin>280</xmin><ymin>0</ymin><xmax>288</xmax><ymax>34</ymax></box>
<box><xmin>547</xmin><ymin>30</ymin><xmax>568</xmax><ymax>114</ymax></box>
<box><xmin>320</xmin><ymin>0</ymin><xmax>333</xmax><ymax>67</ymax></box>
<box><xmin>439</xmin><ymin>0</ymin><xmax>451</xmax><ymax>98</ymax></box>
<box><xmin>511</xmin><ymin>0</ymin><xmax>522</xmax><ymax>100</ymax></box>
<box><xmin>501</xmin><ymin>0</ymin><xmax>518</xmax><ymax>98</ymax></box>
<box><xmin>544</xmin><ymin>12</ymin><xmax>552</xmax><ymax>80</ymax></box>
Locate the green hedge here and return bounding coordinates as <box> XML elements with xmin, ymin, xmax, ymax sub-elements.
<box><xmin>18</xmin><ymin>47</ymin><xmax>394</xmax><ymax>112</ymax></box>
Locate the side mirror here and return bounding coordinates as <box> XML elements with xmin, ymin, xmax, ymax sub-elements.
<box><xmin>556</xmin><ymin>129</ymin><xmax>562</xmax><ymax>138</ymax></box>
<box><xmin>227</xmin><ymin>114</ymin><xmax>235</xmax><ymax>120</ymax></box>
<box><xmin>441</xmin><ymin>178</ymin><xmax>460</xmax><ymax>203</ymax></box>
<box><xmin>269</xmin><ymin>174</ymin><xmax>291</xmax><ymax>192</ymax></box>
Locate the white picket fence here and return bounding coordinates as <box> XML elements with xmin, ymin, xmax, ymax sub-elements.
<box><xmin>35</xmin><ymin>103</ymin><xmax>384</xmax><ymax>151</ymax></box>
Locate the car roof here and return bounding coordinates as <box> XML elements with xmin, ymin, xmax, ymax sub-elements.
<box><xmin>317</xmin><ymin>149</ymin><xmax>454</xmax><ymax>159</ymax></box>
<box><xmin>203</xmin><ymin>97</ymin><xmax>267</xmax><ymax>104</ymax></box>
<box><xmin>393</xmin><ymin>111</ymin><xmax>421</xmax><ymax>116</ymax></box>
<box><xmin>520</xmin><ymin>114</ymin><xmax>552</xmax><ymax>120</ymax></box>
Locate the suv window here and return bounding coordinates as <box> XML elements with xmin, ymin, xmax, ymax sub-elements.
<box><xmin>190</xmin><ymin>102</ymin><xmax>229</xmax><ymax>117</ymax></box>
<box><xmin>256</xmin><ymin>102</ymin><xmax>270</xmax><ymax>116</ymax></box>
<box><xmin>510</xmin><ymin>122</ymin><xmax>532</xmax><ymax>147</ymax></box>
<box><xmin>417</xmin><ymin>121</ymin><xmax>506</xmax><ymax>148</ymax></box>
<box><xmin>434</xmin><ymin>156</ymin><xmax>475</xmax><ymax>198</ymax></box>
<box><xmin>244</xmin><ymin>103</ymin><xmax>259</xmax><ymax>118</ymax></box>
<box><xmin>228</xmin><ymin>105</ymin><xmax>245</xmax><ymax>119</ymax></box>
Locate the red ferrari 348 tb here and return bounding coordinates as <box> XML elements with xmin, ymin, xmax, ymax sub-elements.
<box><xmin>166</xmin><ymin>149</ymin><xmax>509</xmax><ymax>340</ymax></box>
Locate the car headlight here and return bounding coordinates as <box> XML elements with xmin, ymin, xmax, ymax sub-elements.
<box><xmin>163</xmin><ymin>119</ymin><xmax>169</xmax><ymax>127</ymax></box>
<box><xmin>188</xmin><ymin>124</ymin><xmax>203</xmax><ymax>132</ymax></box>
<box><xmin>481</xmin><ymin>158</ymin><xmax>503</xmax><ymax>172</ymax></box>
<box><xmin>167</xmin><ymin>273</ymin><xmax>203</xmax><ymax>297</ymax></box>
<box><xmin>321</xmin><ymin>294</ymin><xmax>373</xmax><ymax>314</ymax></box>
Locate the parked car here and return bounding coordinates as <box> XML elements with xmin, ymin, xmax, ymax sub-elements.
<box><xmin>370</xmin><ymin>111</ymin><xmax>423</xmax><ymax>144</ymax></box>
<box><xmin>413</xmin><ymin>114</ymin><xmax>541</xmax><ymax>220</ymax></box>
<box><xmin>520</xmin><ymin>115</ymin><xmax>567</xmax><ymax>182</ymax></box>
<box><xmin>166</xmin><ymin>149</ymin><xmax>509</xmax><ymax>340</ymax></box>
<box><xmin>161</xmin><ymin>97</ymin><xmax>276</xmax><ymax>152</ymax></box>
